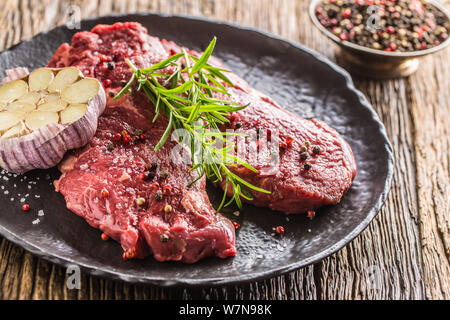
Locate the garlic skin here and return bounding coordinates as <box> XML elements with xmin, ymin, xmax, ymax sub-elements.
<box><xmin>0</xmin><ymin>68</ymin><xmax>106</xmax><ymax>173</ymax></box>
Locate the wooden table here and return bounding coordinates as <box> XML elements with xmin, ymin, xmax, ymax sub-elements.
<box><xmin>0</xmin><ymin>0</ymin><xmax>448</xmax><ymax>300</ymax></box>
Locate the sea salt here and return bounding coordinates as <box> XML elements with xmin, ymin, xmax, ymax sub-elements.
<box><xmin>32</xmin><ymin>219</ymin><xmax>40</xmax><ymax>225</ymax></box>
<box><xmin>80</xmin><ymin>164</ymin><xmax>89</xmax><ymax>170</ymax></box>
<box><xmin>20</xmin><ymin>198</ymin><xmax>25</xmax><ymax>203</ymax></box>
<box><xmin>38</xmin><ymin>210</ymin><xmax>44</xmax><ymax>216</ymax></box>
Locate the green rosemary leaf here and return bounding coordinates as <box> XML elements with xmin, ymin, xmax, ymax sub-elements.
<box><xmin>141</xmin><ymin>52</ymin><xmax>184</xmax><ymax>73</ymax></box>
<box><xmin>190</xmin><ymin>36</ymin><xmax>216</xmax><ymax>76</ymax></box>
<box><xmin>113</xmin><ymin>72</ymin><xmax>135</xmax><ymax>100</ymax></box>
<box><xmin>154</xmin><ymin>112</ymin><xmax>174</xmax><ymax>151</ymax></box>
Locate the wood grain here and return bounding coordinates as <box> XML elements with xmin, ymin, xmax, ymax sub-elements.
<box><xmin>0</xmin><ymin>0</ymin><xmax>448</xmax><ymax>300</ymax></box>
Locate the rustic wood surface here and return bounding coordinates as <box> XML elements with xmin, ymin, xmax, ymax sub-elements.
<box><xmin>0</xmin><ymin>0</ymin><xmax>448</xmax><ymax>300</ymax></box>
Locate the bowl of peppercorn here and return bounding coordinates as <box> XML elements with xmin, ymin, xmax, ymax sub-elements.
<box><xmin>310</xmin><ymin>0</ymin><xmax>450</xmax><ymax>78</ymax></box>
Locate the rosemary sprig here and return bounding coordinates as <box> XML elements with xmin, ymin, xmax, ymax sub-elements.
<box><xmin>114</xmin><ymin>37</ymin><xmax>270</xmax><ymax>211</ymax></box>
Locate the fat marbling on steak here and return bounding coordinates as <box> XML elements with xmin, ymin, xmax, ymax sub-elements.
<box><xmin>50</xmin><ymin>23</ymin><xmax>236</xmax><ymax>262</ymax></box>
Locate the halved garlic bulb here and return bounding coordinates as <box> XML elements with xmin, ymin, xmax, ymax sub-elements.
<box><xmin>0</xmin><ymin>67</ymin><xmax>106</xmax><ymax>173</ymax></box>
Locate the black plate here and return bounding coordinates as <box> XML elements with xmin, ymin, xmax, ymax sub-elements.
<box><xmin>0</xmin><ymin>13</ymin><xmax>393</xmax><ymax>286</ymax></box>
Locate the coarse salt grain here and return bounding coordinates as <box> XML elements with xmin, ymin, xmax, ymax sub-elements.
<box><xmin>38</xmin><ymin>210</ymin><xmax>44</xmax><ymax>216</ymax></box>
<box><xmin>32</xmin><ymin>219</ymin><xmax>40</xmax><ymax>225</ymax></box>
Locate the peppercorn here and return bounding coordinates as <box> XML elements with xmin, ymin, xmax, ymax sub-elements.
<box><xmin>300</xmin><ymin>152</ymin><xmax>309</xmax><ymax>161</ymax></box>
<box><xmin>160</xmin><ymin>171</ymin><xmax>169</xmax><ymax>179</ymax></box>
<box><xmin>162</xmin><ymin>185</ymin><xmax>172</xmax><ymax>195</ymax></box>
<box><xmin>313</xmin><ymin>146</ymin><xmax>321</xmax><ymax>154</ymax></box>
<box><xmin>107</xmin><ymin>61</ymin><xmax>115</xmax><ymax>70</ymax></box>
<box><xmin>133</xmin><ymin>129</ymin><xmax>144</xmax><ymax>136</ymax></box>
<box><xmin>119</xmin><ymin>80</ymin><xmax>127</xmax><ymax>87</ymax></box>
<box><xmin>300</xmin><ymin>146</ymin><xmax>307</xmax><ymax>152</ymax></box>
<box><xmin>275</xmin><ymin>225</ymin><xmax>285</xmax><ymax>235</ymax></box>
<box><xmin>304</xmin><ymin>163</ymin><xmax>312</xmax><ymax>171</ymax></box>
<box><xmin>101</xmin><ymin>189</ymin><xmax>109</xmax><ymax>197</ymax></box>
<box><xmin>113</xmin><ymin>133</ymin><xmax>122</xmax><ymax>141</ymax></box>
<box><xmin>102</xmin><ymin>79</ymin><xmax>112</xmax><ymax>88</ymax></box>
<box><xmin>108</xmin><ymin>91</ymin><xmax>115</xmax><ymax>98</ymax></box>
<box><xmin>235</xmin><ymin>122</ymin><xmax>242</xmax><ymax>129</ymax></box>
<box><xmin>232</xmin><ymin>222</ymin><xmax>240</xmax><ymax>229</ymax></box>
<box><xmin>164</xmin><ymin>204</ymin><xmax>172</xmax><ymax>213</ymax></box>
<box><xmin>307</xmin><ymin>210</ymin><xmax>316</xmax><ymax>220</ymax></box>
<box><xmin>136</xmin><ymin>197</ymin><xmax>146</xmax><ymax>206</ymax></box>
<box><xmin>123</xmin><ymin>134</ymin><xmax>132</xmax><ymax>143</ymax></box>
<box><xmin>22</xmin><ymin>204</ymin><xmax>30</xmax><ymax>211</ymax></box>
<box><xmin>101</xmin><ymin>233</ymin><xmax>109</xmax><ymax>241</ymax></box>
<box><xmin>139</xmin><ymin>134</ymin><xmax>146</xmax><ymax>141</ymax></box>
<box><xmin>145</xmin><ymin>171</ymin><xmax>156</xmax><ymax>180</ymax></box>
<box><xmin>160</xmin><ymin>234</ymin><xmax>169</xmax><ymax>243</ymax></box>
<box><xmin>154</xmin><ymin>191</ymin><xmax>163</xmax><ymax>200</ymax></box>
<box><xmin>279</xmin><ymin>142</ymin><xmax>287</xmax><ymax>151</ymax></box>
<box><xmin>106</xmin><ymin>143</ymin><xmax>114</xmax><ymax>151</ymax></box>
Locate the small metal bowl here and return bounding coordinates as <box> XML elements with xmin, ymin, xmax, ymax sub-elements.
<box><xmin>309</xmin><ymin>0</ymin><xmax>450</xmax><ymax>79</ymax></box>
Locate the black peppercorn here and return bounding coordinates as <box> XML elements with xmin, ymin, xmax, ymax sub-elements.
<box><xmin>106</xmin><ymin>143</ymin><xmax>114</xmax><ymax>151</ymax></box>
<box><xmin>145</xmin><ymin>172</ymin><xmax>156</xmax><ymax>180</ymax></box>
<box><xmin>235</xmin><ymin>122</ymin><xmax>242</xmax><ymax>129</ymax></box>
<box><xmin>154</xmin><ymin>190</ymin><xmax>163</xmax><ymax>200</ymax></box>
<box><xmin>107</xmin><ymin>61</ymin><xmax>115</xmax><ymax>70</ymax></box>
<box><xmin>108</xmin><ymin>91</ymin><xmax>115</xmax><ymax>98</ymax></box>
<box><xmin>160</xmin><ymin>234</ymin><xmax>169</xmax><ymax>242</ymax></box>
<box><xmin>304</xmin><ymin>163</ymin><xmax>312</xmax><ymax>171</ymax></box>
<box><xmin>313</xmin><ymin>146</ymin><xmax>321</xmax><ymax>154</ymax></box>
<box><xmin>300</xmin><ymin>152</ymin><xmax>309</xmax><ymax>161</ymax></box>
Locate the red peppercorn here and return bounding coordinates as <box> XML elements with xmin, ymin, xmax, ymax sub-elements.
<box><xmin>392</xmin><ymin>12</ymin><xmax>401</xmax><ymax>20</ymax></box>
<box><xmin>279</xmin><ymin>142</ymin><xmax>287</xmax><ymax>151</ymax></box>
<box><xmin>123</xmin><ymin>134</ymin><xmax>132</xmax><ymax>143</ymax></box>
<box><xmin>232</xmin><ymin>222</ymin><xmax>240</xmax><ymax>229</ymax></box>
<box><xmin>386</xmin><ymin>26</ymin><xmax>395</xmax><ymax>34</ymax></box>
<box><xmin>307</xmin><ymin>210</ymin><xmax>316</xmax><ymax>220</ymax></box>
<box><xmin>434</xmin><ymin>40</ymin><xmax>441</xmax><ymax>46</ymax></box>
<box><xmin>389</xmin><ymin>42</ymin><xmax>397</xmax><ymax>51</ymax></box>
<box><xmin>102</xmin><ymin>79</ymin><xmax>112</xmax><ymax>88</ymax></box>
<box><xmin>342</xmin><ymin>9</ymin><xmax>351</xmax><ymax>19</ymax></box>
<box><xmin>98</xmin><ymin>54</ymin><xmax>109</xmax><ymax>62</ymax></box>
<box><xmin>275</xmin><ymin>226</ymin><xmax>285</xmax><ymax>235</ymax></box>
<box><xmin>139</xmin><ymin>134</ymin><xmax>146</xmax><ymax>141</ymax></box>
<box><xmin>339</xmin><ymin>33</ymin><xmax>348</xmax><ymax>41</ymax></box>
<box><xmin>285</xmin><ymin>136</ymin><xmax>294</xmax><ymax>146</ymax></box>
<box><xmin>101</xmin><ymin>189</ymin><xmax>109</xmax><ymax>197</ymax></box>
<box><xmin>101</xmin><ymin>233</ymin><xmax>109</xmax><ymax>241</ymax></box>
<box><xmin>122</xmin><ymin>249</ymin><xmax>135</xmax><ymax>261</ymax></box>
<box><xmin>330</xmin><ymin>18</ymin><xmax>338</xmax><ymax>26</ymax></box>
<box><xmin>22</xmin><ymin>204</ymin><xmax>30</xmax><ymax>211</ymax></box>
<box><xmin>162</xmin><ymin>185</ymin><xmax>172</xmax><ymax>195</ymax></box>
<box><xmin>419</xmin><ymin>42</ymin><xmax>427</xmax><ymax>50</ymax></box>
<box><xmin>113</xmin><ymin>133</ymin><xmax>122</xmax><ymax>141</ymax></box>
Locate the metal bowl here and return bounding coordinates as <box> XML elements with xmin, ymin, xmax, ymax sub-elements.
<box><xmin>309</xmin><ymin>0</ymin><xmax>450</xmax><ymax>78</ymax></box>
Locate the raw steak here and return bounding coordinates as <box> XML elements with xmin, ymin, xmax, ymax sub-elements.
<box><xmin>161</xmin><ymin>40</ymin><xmax>357</xmax><ymax>214</ymax></box>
